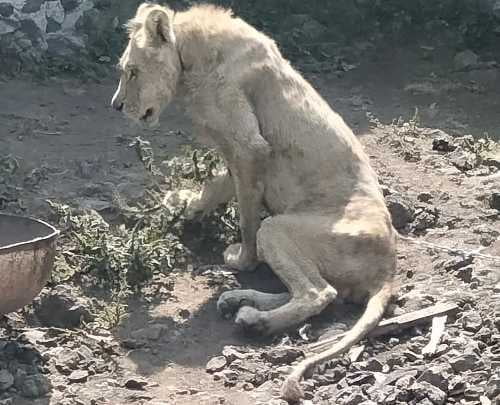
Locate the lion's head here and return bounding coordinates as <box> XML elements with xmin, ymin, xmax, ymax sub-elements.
<box><xmin>111</xmin><ymin>3</ymin><xmax>182</xmax><ymax>126</ymax></box>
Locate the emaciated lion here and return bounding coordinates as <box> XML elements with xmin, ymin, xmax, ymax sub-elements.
<box><xmin>111</xmin><ymin>3</ymin><xmax>397</xmax><ymax>401</ymax></box>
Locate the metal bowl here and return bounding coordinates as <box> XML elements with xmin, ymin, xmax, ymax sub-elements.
<box><xmin>0</xmin><ymin>214</ymin><xmax>59</xmax><ymax>315</ymax></box>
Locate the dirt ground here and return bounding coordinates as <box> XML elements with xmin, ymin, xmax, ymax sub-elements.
<box><xmin>0</xmin><ymin>45</ymin><xmax>500</xmax><ymax>405</ymax></box>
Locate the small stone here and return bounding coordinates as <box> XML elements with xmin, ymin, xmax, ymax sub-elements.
<box><xmin>455</xmin><ymin>266</ymin><xmax>473</xmax><ymax>283</ymax></box>
<box><xmin>130</xmin><ymin>324</ymin><xmax>165</xmax><ymax>341</ymax></box>
<box><xmin>206</xmin><ymin>356</ymin><xmax>227</xmax><ymax>373</ymax></box>
<box><xmin>410</xmin><ymin>381</ymin><xmax>447</xmax><ymax>405</ymax></box>
<box><xmin>449</xmin><ymin>352</ymin><xmax>483</xmax><ymax>372</ymax></box>
<box><xmin>345</xmin><ymin>372</ymin><xmax>375</xmax><ymax>386</ymax></box>
<box><xmin>0</xmin><ymin>370</ymin><xmax>14</xmax><ymax>391</ymax></box>
<box><xmin>124</xmin><ymin>377</ymin><xmax>148</xmax><ymax>390</ymax></box>
<box><xmin>417</xmin><ymin>192</ymin><xmax>433</xmax><ymax>203</ymax></box>
<box><xmin>222</xmin><ymin>346</ymin><xmax>247</xmax><ymax>363</ymax></box>
<box><xmin>68</xmin><ymin>370</ymin><xmax>89</xmax><ymax>384</ymax></box>
<box><xmin>486</xmin><ymin>375</ymin><xmax>500</xmax><ymax>397</ymax></box>
<box><xmin>449</xmin><ymin>149</ymin><xmax>478</xmax><ymax>171</ymax></box>
<box><xmin>418</xmin><ymin>365</ymin><xmax>450</xmax><ymax>392</ymax></box>
<box><xmin>465</xmin><ymin>386</ymin><xmax>485</xmax><ymax>400</ymax></box>
<box><xmin>490</xmin><ymin>193</ymin><xmax>500</xmax><ymax>210</ymax></box>
<box><xmin>433</xmin><ymin>137</ymin><xmax>457</xmax><ymax>152</ymax></box>
<box><xmin>386</xmin><ymin>195</ymin><xmax>415</xmax><ymax>229</ymax></box>
<box><xmin>343</xmin><ymin>391</ymin><xmax>368</xmax><ymax>405</ymax></box>
<box><xmin>262</xmin><ymin>347</ymin><xmax>303</xmax><ymax>365</ymax></box>
<box><xmin>22</xmin><ymin>0</ymin><xmax>44</xmax><ymax>13</ymax></box>
<box><xmin>55</xmin><ymin>349</ymin><xmax>80</xmax><ymax>374</ymax></box>
<box><xmin>443</xmin><ymin>256</ymin><xmax>474</xmax><ymax>272</ymax></box>
<box><xmin>360</xmin><ymin>358</ymin><xmax>383</xmax><ymax>372</ymax></box>
<box><xmin>462</xmin><ymin>312</ymin><xmax>483</xmax><ymax>332</ymax></box>
<box><xmin>454</xmin><ymin>49</ymin><xmax>479</xmax><ymax>70</ymax></box>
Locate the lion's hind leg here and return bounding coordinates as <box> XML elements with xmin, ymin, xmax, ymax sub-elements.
<box><xmin>232</xmin><ymin>215</ymin><xmax>337</xmax><ymax>335</ymax></box>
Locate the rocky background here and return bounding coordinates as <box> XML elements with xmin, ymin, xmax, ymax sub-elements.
<box><xmin>1</xmin><ymin>0</ymin><xmax>500</xmax><ymax>78</ymax></box>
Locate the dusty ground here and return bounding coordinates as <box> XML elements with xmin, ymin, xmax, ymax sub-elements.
<box><xmin>0</xmin><ymin>45</ymin><xmax>500</xmax><ymax>405</ymax></box>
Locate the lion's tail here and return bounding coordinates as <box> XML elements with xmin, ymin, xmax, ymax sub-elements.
<box><xmin>280</xmin><ymin>281</ymin><xmax>392</xmax><ymax>402</ymax></box>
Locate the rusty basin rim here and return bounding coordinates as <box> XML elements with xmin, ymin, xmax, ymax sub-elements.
<box><xmin>0</xmin><ymin>213</ymin><xmax>60</xmax><ymax>254</ymax></box>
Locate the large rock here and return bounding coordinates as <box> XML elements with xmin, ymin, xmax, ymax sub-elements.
<box><xmin>33</xmin><ymin>285</ymin><xmax>93</xmax><ymax>328</ymax></box>
<box><xmin>454</xmin><ymin>50</ymin><xmax>479</xmax><ymax>70</ymax></box>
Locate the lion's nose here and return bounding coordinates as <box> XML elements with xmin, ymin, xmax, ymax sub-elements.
<box><xmin>112</xmin><ymin>99</ymin><xmax>124</xmax><ymax>111</ymax></box>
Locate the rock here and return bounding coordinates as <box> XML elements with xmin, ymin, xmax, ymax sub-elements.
<box><xmin>449</xmin><ymin>351</ymin><xmax>483</xmax><ymax>372</ymax></box>
<box><xmin>360</xmin><ymin>358</ymin><xmax>383</xmax><ymax>372</ymax></box>
<box><xmin>455</xmin><ymin>265</ymin><xmax>473</xmax><ymax>283</ymax></box>
<box><xmin>20</xmin><ymin>375</ymin><xmax>51</xmax><ymax>399</ymax></box>
<box><xmin>262</xmin><ymin>347</ymin><xmax>303</xmax><ymax>365</ymax></box>
<box><xmin>345</xmin><ymin>372</ymin><xmax>375</xmax><ymax>386</ymax></box>
<box><xmin>34</xmin><ymin>285</ymin><xmax>93</xmax><ymax>328</ymax></box>
<box><xmin>55</xmin><ymin>349</ymin><xmax>80</xmax><ymax>373</ymax></box>
<box><xmin>130</xmin><ymin>324</ymin><xmax>165</xmax><ymax>341</ymax></box>
<box><xmin>462</xmin><ymin>312</ymin><xmax>483</xmax><ymax>332</ymax></box>
<box><xmin>46</xmin><ymin>17</ymin><xmax>61</xmax><ymax>33</ymax></box>
<box><xmin>417</xmin><ymin>192</ymin><xmax>433</xmax><ymax>203</ymax></box>
<box><xmin>0</xmin><ymin>370</ymin><xmax>14</xmax><ymax>391</ymax></box>
<box><xmin>45</xmin><ymin>0</ymin><xmax>65</xmax><ymax>23</ymax></box>
<box><xmin>22</xmin><ymin>0</ymin><xmax>45</xmax><ymax>13</ymax></box>
<box><xmin>410</xmin><ymin>381</ymin><xmax>447</xmax><ymax>405</ymax></box>
<box><xmin>343</xmin><ymin>391</ymin><xmax>368</xmax><ymax>405</ymax></box>
<box><xmin>443</xmin><ymin>256</ymin><xmax>474</xmax><ymax>272</ymax></box>
<box><xmin>418</xmin><ymin>365</ymin><xmax>450</xmax><ymax>392</ymax></box>
<box><xmin>385</xmin><ymin>195</ymin><xmax>415</xmax><ymax>229</ymax></box>
<box><xmin>454</xmin><ymin>49</ymin><xmax>479</xmax><ymax>70</ymax></box>
<box><xmin>0</xmin><ymin>3</ymin><xmax>14</xmax><ymax>17</ymax></box>
<box><xmin>490</xmin><ymin>193</ymin><xmax>500</xmax><ymax>210</ymax></box>
<box><xmin>61</xmin><ymin>0</ymin><xmax>79</xmax><ymax>12</ymax></box>
<box><xmin>432</xmin><ymin>137</ymin><xmax>457</xmax><ymax>153</ymax></box>
<box><xmin>206</xmin><ymin>356</ymin><xmax>227</xmax><ymax>373</ymax></box>
<box><xmin>0</xmin><ymin>18</ymin><xmax>19</xmax><ymax>35</ymax></box>
<box><xmin>222</xmin><ymin>346</ymin><xmax>248</xmax><ymax>363</ymax></box>
<box><xmin>486</xmin><ymin>375</ymin><xmax>500</xmax><ymax>397</ymax></box>
<box><xmin>449</xmin><ymin>149</ymin><xmax>478</xmax><ymax>171</ymax></box>
<box><xmin>68</xmin><ymin>370</ymin><xmax>89</xmax><ymax>384</ymax></box>
<box><xmin>493</xmin><ymin>1</ymin><xmax>500</xmax><ymax>19</ymax></box>
<box><xmin>465</xmin><ymin>385</ymin><xmax>485</xmax><ymax>400</ymax></box>
<box><xmin>46</xmin><ymin>33</ymin><xmax>84</xmax><ymax>58</ymax></box>
<box><xmin>124</xmin><ymin>377</ymin><xmax>148</xmax><ymax>390</ymax></box>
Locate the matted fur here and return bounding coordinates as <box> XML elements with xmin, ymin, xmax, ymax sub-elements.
<box><xmin>112</xmin><ymin>3</ymin><xmax>397</xmax><ymax>402</ymax></box>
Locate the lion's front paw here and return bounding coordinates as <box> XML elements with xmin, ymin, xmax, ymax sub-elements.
<box><xmin>223</xmin><ymin>243</ymin><xmax>258</xmax><ymax>272</ymax></box>
<box><xmin>235</xmin><ymin>306</ymin><xmax>270</xmax><ymax>336</ymax></box>
<box><xmin>217</xmin><ymin>290</ymin><xmax>256</xmax><ymax>319</ymax></box>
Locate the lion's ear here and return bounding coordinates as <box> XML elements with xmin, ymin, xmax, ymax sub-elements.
<box><xmin>145</xmin><ymin>8</ymin><xmax>174</xmax><ymax>44</ymax></box>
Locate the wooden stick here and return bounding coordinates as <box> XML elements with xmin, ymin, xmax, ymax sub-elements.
<box><xmin>308</xmin><ymin>302</ymin><xmax>459</xmax><ymax>353</ymax></box>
